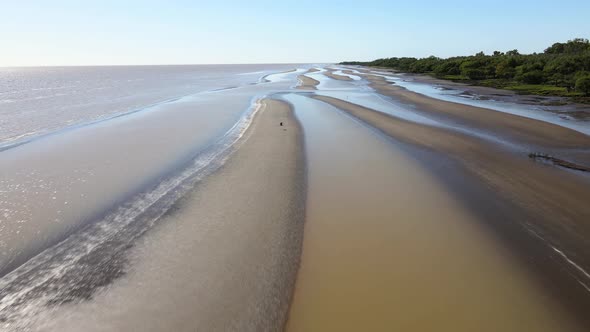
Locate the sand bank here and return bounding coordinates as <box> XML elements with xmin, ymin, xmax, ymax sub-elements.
<box><xmin>359</xmin><ymin>66</ymin><xmax>590</xmax><ymax>118</ymax></box>
<box><xmin>296</xmin><ymin>74</ymin><xmax>319</xmax><ymax>90</ymax></box>
<box><xmin>21</xmin><ymin>99</ymin><xmax>305</xmax><ymax>331</ymax></box>
<box><xmin>323</xmin><ymin>69</ymin><xmax>352</xmax><ymax>81</ymax></box>
<box><xmin>365</xmin><ymin>75</ymin><xmax>590</xmax><ymax>156</ymax></box>
<box><xmin>283</xmin><ymin>94</ymin><xmax>583</xmax><ymax>331</ymax></box>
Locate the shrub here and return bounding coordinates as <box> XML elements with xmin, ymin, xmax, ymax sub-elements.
<box><xmin>519</xmin><ymin>70</ymin><xmax>545</xmax><ymax>84</ymax></box>
<box><xmin>463</xmin><ymin>69</ymin><xmax>486</xmax><ymax>80</ymax></box>
<box><xmin>576</xmin><ymin>76</ymin><xmax>590</xmax><ymax>95</ymax></box>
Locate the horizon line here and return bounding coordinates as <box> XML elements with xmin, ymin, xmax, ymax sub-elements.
<box><xmin>0</xmin><ymin>62</ymin><xmax>335</xmax><ymax>69</ymax></box>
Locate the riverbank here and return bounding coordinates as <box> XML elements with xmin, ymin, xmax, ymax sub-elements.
<box><xmin>358</xmin><ymin>66</ymin><xmax>590</xmax><ymax>113</ymax></box>
<box><xmin>358</xmin><ymin>73</ymin><xmax>590</xmax><ymax>165</ymax></box>
<box><xmin>340</xmin><ymin>38</ymin><xmax>590</xmax><ymax>104</ymax></box>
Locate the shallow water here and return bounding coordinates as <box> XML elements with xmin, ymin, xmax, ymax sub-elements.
<box><xmin>282</xmin><ymin>93</ymin><xmax>582</xmax><ymax>332</ymax></box>
<box><xmin>362</xmin><ymin>70</ymin><xmax>590</xmax><ymax>135</ymax></box>
<box><xmin>332</xmin><ymin>70</ymin><xmax>362</xmax><ymax>81</ymax></box>
<box><xmin>0</xmin><ymin>64</ymin><xmax>303</xmax><ymax>147</ymax></box>
<box><xmin>314</xmin><ymin>90</ymin><xmax>528</xmax><ymax>151</ymax></box>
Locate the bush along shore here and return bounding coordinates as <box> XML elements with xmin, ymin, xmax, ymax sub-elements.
<box><xmin>342</xmin><ymin>38</ymin><xmax>590</xmax><ymax>103</ymax></box>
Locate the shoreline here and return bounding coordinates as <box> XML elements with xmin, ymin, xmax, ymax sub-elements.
<box><xmin>358</xmin><ymin>66</ymin><xmax>590</xmax><ymax>117</ymax></box>
<box><xmin>362</xmin><ymin>74</ymin><xmax>590</xmax><ymax>165</ymax></box>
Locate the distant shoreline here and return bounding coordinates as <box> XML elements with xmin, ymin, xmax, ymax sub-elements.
<box><xmin>367</xmin><ymin>66</ymin><xmax>590</xmax><ymax>105</ymax></box>
<box><xmin>343</xmin><ymin>66</ymin><xmax>590</xmax><ymax>123</ymax></box>
<box><xmin>341</xmin><ymin>38</ymin><xmax>590</xmax><ymax>103</ymax></box>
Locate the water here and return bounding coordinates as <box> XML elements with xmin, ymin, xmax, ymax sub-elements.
<box><xmin>313</xmin><ymin>90</ymin><xmax>527</xmax><ymax>151</ymax></box>
<box><xmin>0</xmin><ymin>65</ymin><xmax>314</xmax><ymax>274</ymax></box>
<box><xmin>359</xmin><ymin>70</ymin><xmax>590</xmax><ymax>135</ymax></box>
<box><xmin>331</xmin><ymin>70</ymin><xmax>362</xmax><ymax>81</ymax></box>
<box><xmin>0</xmin><ymin>64</ymin><xmax>303</xmax><ymax>147</ymax></box>
<box><xmin>282</xmin><ymin>93</ymin><xmax>583</xmax><ymax>332</ymax></box>
<box><xmin>1</xmin><ymin>64</ymin><xmax>587</xmax><ymax>331</ymax></box>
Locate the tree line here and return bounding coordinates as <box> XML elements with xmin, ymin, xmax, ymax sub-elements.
<box><xmin>341</xmin><ymin>38</ymin><xmax>590</xmax><ymax>98</ymax></box>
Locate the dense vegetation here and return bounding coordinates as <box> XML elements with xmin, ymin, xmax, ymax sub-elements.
<box><xmin>341</xmin><ymin>38</ymin><xmax>590</xmax><ymax>100</ymax></box>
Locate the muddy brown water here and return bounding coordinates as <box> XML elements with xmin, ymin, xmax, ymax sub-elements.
<box><xmin>283</xmin><ymin>93</ymin><xmax>583</xmax><ymax>332</ymax></box>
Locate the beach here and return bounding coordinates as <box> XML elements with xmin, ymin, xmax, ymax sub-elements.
<box><xmin>1</xmin><ymin>64</ymin><xmax>590</xmax><ymax>331</ymax></box>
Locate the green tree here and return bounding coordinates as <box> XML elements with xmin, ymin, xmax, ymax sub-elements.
<box><xmin>519</xmin><ymin>70</ymin><xmax>545</xmax><ymax>84</ymax></box>
<box><xmin>340</xmin><ymin>37</ymin><xmax>590</xmax><ymax>99</ymax></box>
<box><xmin>463</xmin><ymin>68</ymin><xmax>486</xmax><ymax>80</ymax></box>
<box><xmin>545</xmin><ymin>38</ymin><xmax>590</xmax><ymax>54</ymax></box>
<box><xmin>576</xmin><ymin>75</ymin><xmax>590</xmax><ymax>95</ymax></box>
<box><xmin>433</xmin><ymin>60</ymin><xmax>461</xmax><ymax>76</ymax></box>
<box><xmin>495</xmin><ymin>61</ymin><xmax>516</xmax><ymax>79</ymax></box>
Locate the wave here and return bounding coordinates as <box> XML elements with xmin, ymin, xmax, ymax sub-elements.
<box><xmin>237</xmin><ymin>71</ymin><xmax>265</xmax><ymax>76</ymax></box>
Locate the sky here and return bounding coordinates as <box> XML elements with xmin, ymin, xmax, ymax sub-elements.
<box><xmin>1</xmin><ymin>0</ymin><xmax>589</xmax><ymax>66</ymax></box>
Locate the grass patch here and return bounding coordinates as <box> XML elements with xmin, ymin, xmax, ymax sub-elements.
<box><xmin>441</xmin><ymin>74</ymin><xmax>468</xmax><ymax>81</ymax></box>
<box><xmin>420</xmin><ymin>73</ymin><xmax>590</xmax><ymax>103</ymax></box>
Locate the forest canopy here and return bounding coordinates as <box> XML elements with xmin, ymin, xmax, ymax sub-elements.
<box><xmin>341</xmin><ymin>38</ymin><xmax>590</xmax><ymax>98</ymax></box>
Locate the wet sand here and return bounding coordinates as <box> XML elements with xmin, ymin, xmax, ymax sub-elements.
<box><xmin>362</xmin><ymin>67</ymin><xmax>590</xmax><ymax>117</ymax></box>
<box><xmin>284</xmin><ymin>94</ymin><xmax>584</xmax><ymax>332</ymax></box>
<box><xmin>323</xmin><ymin>69</ymin><xmax>352</xmax><ymax>81</ymax></box>
<box><xmin>296</xmin><ymin>74</ymin><xmax>319</xmax><ymax>90</ymax></box>
<box><xmin>0</xmin><ymin>81</ymin><xmax>292</xmax><ymax>276</ymax></box>
<box><xmin>23</xmin><ymin>99</ymin><xmax>306</xmax><ymax>331</ymax></box>
<box><xmin>365</xmin><ymin>75</ymin><xmax>590</xmax><ymax>151</ymax></box>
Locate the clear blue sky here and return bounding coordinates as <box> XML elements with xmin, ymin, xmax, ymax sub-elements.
<box><xmin>1</xmin><ymin>0</ymin><xmax>589</xmax><ymax>66</ymax></box>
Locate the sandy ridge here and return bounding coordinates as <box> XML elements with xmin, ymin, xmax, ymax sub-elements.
<box><xmin>296</xmin><ymin>71</ymin><xmax>319</xmax><ymax>90</ymax></box>
<box><xmin>25</xmin><ymin>99</ymin><xmax>307</xmax><ymax>332</ymax></box>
